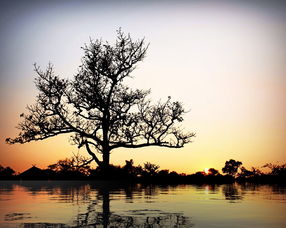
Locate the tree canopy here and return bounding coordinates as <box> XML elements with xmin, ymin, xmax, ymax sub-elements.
<box><xmin>6</xmin><ymin>29</ymin><xmax>195</xmax><ymax>169</ymax></box>
<box><xmin>222</xmin><ymin>159</ymin><xmax>242</xmax><ymax>177</ymax></box>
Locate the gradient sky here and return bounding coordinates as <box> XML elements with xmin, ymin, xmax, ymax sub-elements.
<box><xmin>0</xmin><ymin>0</ymin><xmax>285</xmax><ymax>174</ymax></box>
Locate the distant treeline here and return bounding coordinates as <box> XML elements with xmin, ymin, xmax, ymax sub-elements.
<box><xmin>0</xmin><ymin>158</ymin><xmax>285</xmax><ymax>184</ymax></box>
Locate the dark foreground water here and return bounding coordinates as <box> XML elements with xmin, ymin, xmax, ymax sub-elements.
<box><xmin>0</xmin><ymin>181</ymin><xmax>285</xmax><ymax>228</ymax></box>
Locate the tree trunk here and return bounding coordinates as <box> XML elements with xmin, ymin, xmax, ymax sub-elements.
<box><xmin>102</xmin><ymin>119</ymin><xmax>110</xmax><ymax>171</ymax></box>
<box><xmin>102</xmin><ymin>190</ymin><xmax>110</xmax><ymax>228</ymax></box>
<box><xmin>100</xmin><ymin>146</ymin><xmax>110</xmax><ymax>176</ymax></box>
<box><xmin>102</xmin><ymin>151</ymin><xmax>110</xmax><ymax>169</ymax></box>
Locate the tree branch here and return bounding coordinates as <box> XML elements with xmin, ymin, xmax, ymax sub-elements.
<box><xmin>85</xmin><ymin>141</ymin><xmax>102</xmax><ymax>166</ymax></box>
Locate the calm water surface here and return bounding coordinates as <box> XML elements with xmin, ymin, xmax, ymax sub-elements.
<box><xmin>0</xmin><ymin>181</ymin><xmax>285</xmax><ymax>227</ymax></box>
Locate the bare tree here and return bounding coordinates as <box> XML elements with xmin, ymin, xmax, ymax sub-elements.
<box><xmin>143</xmin><ymin>162</ymin><xmax>160</xmax><ymax>176</ymax></box>
<box><xmin>6</xmin><ymin>29</ymin><xmax>195</xmax><ymax>170</ymax></box>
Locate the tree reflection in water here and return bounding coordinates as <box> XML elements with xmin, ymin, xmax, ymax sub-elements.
<box><xmin>7</xmin><ymin>182</ymin><xmax>193</xmax><ymax>227</ymax></box>
<box><xmin>2</xmin><ymin>182</ymin><xmax>286</xmax><ymax>227</ymax></box>
<box><xmin>73</xmin><ymin>184</ymin><xmax>192</xmax><ymax>227</ymax></box>
<box><xmin>222</xmin><ymin>184</ymin><xmax>243</xmax><ymax>202</ymax></box>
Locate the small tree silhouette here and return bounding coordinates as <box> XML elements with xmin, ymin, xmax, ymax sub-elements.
<box><xmin>208</xmin><ymin>168</ymin><xmax>219</xmax><ymax>176</ymax></box>
<box><xmin>222</xmin><ymin>159</ymin><xmax>242</xmax><ymax>177</ymax></box>
<box><xmin>0</xmin><ymin>165</ymin><xmax>15</xmax><ymax>179</ymax></box>
<box><xmin>143</xmin><ymin>162</ymin><xmax>160</xmax><ymax>176</ymax></box>
<box><xmin>6</xmin><ymin>29</ymin><xmax>194</xmax><ymax>171</ymax></box>
<box><xmin>48</xmin><ymin>155</ymin><xmax>91</xmax><ymax>176</ymax></box>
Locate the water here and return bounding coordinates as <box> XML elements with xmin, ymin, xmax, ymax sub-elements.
<box><xmin>0</xmin><ymin>181</ymin><xmax>285</xmax><ymax>228</ymax></box>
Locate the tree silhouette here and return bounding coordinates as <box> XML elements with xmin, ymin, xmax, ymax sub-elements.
<box><xmin>208</xmin><ymin>168</ymin><xmax>219</xmax><ymax>176</ymax></box>
<box><xmin>222</xmin><ymin>159</ymin><xmax>242</xmax><ymax>177</ymax></box>
<box><xmin>47</xmin><ymin>155</ymin><xmax>91</xmax><ymax>176</ymax></box>
<box><xmin>143</xmin><ymin>162</ymin><xmax>160</xmax><ymax>177</ymax></box>
<box><xmin>0</xmin><ymin>165</ymin><xmax>15</xmax><ymax>179</ymax></box>
<box><xmin>263</xmin><ymin>163</ymin><xmax>286</xmax><ymax>177</ymax></box>
<box><xmin>6</xmin><ymin>29</ymin><xmax>194</xmax><ymax>170</ymax></box>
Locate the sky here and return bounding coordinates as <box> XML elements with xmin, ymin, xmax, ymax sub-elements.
<box><xmin>0</xmin><ymin>0</ymin><xmax>285</xmax><ymax>174</ymax></box>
